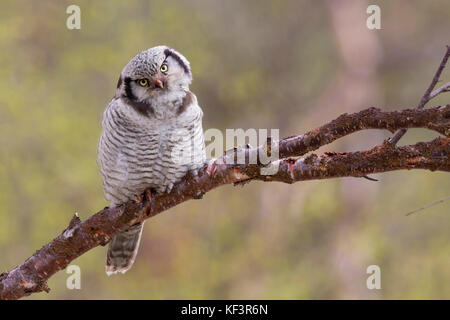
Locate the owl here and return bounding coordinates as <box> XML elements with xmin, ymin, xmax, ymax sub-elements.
<box><xmin>98</xmin><ymin>46</ymin><xmax>206</xmax><ymax>275</ymax></box>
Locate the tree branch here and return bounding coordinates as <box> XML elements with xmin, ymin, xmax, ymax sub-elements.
<box><xmin>390</xmin><ymin>46</ymin><xmax>450</xmax><ymax>145</ymax></box>
<box><xmin>0</xmin><ymin>105</ymin><xmax>449</xmax><ymax>299</ymax></box>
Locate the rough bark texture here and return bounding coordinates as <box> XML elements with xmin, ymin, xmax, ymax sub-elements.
<box><xmin>0</xmin><ymin>104</ymin><xmax>449</xmax><ymax>300</ymax></box>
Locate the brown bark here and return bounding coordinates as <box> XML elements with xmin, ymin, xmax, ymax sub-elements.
<box><xmin>0</xmin><ymin>104</ymin><xmax>449</xmax><ymax>300</ymax></box>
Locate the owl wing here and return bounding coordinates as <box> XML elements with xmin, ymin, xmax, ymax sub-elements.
<box><xmin>178</xmin><ymin>91</ymin><xmax>206</xmax><ymax>171</ymax></box>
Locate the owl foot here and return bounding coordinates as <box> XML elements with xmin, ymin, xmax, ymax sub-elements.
<box><xmin>135</xmin><ymin>189</ymin><xmax>155</xmax><ymax>204</ymax></box>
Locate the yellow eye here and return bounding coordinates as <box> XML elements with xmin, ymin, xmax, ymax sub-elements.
<box><xmin>160</xmin><ymin>64</ymin><xmax>168</xmax><ymax>72</ymax></box>
<box><xmin>138</xmin><ymin>79</ymin><xmax>149</xmax><ymax>87</ymax></box>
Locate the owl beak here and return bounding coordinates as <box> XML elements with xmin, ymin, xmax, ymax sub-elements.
<box><xmin>154</xmin><ymin>78</ymin><xmax>164</xmax><ymax>89</ymax></box>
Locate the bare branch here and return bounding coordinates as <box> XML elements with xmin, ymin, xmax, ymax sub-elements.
<box><xmin>276</xmin><ymin>105</ymin><xmax>449</xmax><ymax>158</ymax></box>
<box><xmin>390</xmin><ymin>46</ymin><xmax>450</xmax><ymax>145</ymax></box>
<box><xmin>405</xmin><ymin>195</ymin><xmax>450</xmax><ymax>216</ymax></box>
<box><xmin>417</xmin><ymin>46</ymin><xmax>450</xmax><ymax>110</ymax></box>
<box><xmin>0</xmin><ymin>104</ymin><xmax>449</xmax><ymax>300</ymax></box>
<box><xmin>430</xmin><ymin>81</ymin><xmax>450</xmax><ymax>100</ymax></box>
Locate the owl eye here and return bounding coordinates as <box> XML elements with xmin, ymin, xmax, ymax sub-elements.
<box><xmin>160</xmin><ymin>64</ymin><xmax>168</xmax><ymax>73</ymax></box>
<box><xmin>138</xmin><ymin>79</ymin><xmax>149</xmax><ymax>87</ymax></box>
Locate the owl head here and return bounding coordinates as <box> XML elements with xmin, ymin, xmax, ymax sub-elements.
<box><xmin>116</xmin><ymin>46</ymin><xmax>192</xmax><ymax>105</ymax></box>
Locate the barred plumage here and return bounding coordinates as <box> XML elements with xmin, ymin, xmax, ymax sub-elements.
<box><xmin>98</xmin><ymin>46</ymin><xmax>206</xmax><ymax>275</ymax></box>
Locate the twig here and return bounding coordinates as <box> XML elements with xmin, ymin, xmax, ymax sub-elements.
<box><xmin>405</xmin><ymin>195</ymin><xmax>450</xmax><ymax>216</ymax></box>
<box><xmin>430</xmin><ymin>81</ymin><xmax>450</xmax><ymax>99</ymax></box>
<box><xmin>417</xmin><ymin>46</ymin><xmax>450</xmax><ymax>110</ymax></box>
<box><xmin>390</xmin><ymin>46</ymin><xmax>450</xmax><ymax>145</ymax></box>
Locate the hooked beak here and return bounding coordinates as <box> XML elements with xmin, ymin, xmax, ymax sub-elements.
<box><xmin>154</xmin><ymin>78</ymin><xmax>164</xmax><ymax>89</ymax></box>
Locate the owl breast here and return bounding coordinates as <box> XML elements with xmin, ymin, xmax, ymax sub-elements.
<box><xmin>98</xmin><ymin>96</ymin><xmax>205</xmax><ymax>205</ymax></box>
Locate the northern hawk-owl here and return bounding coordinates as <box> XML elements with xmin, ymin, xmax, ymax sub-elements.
<box><xmin>98</xmin><ymin>46</ymin><xmax>206</xmax><ymax>275</ymax></box>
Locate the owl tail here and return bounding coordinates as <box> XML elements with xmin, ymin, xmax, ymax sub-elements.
<box><xmin>106</xmin><ymin>222</ymin><xmax>144</xmax><ymax>276</ymax></box>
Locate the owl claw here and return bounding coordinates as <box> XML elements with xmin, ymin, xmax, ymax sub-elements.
<box><xmin>135</xmin><ymin>189</ymin><xmax>153</xmax><ymax>204</ymax></box>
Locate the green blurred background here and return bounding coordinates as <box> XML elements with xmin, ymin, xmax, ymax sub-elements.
<box><xmin>0</xmin><ymin>0</ymin><xmax>449</xmax><ymax>299</ymax></box>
